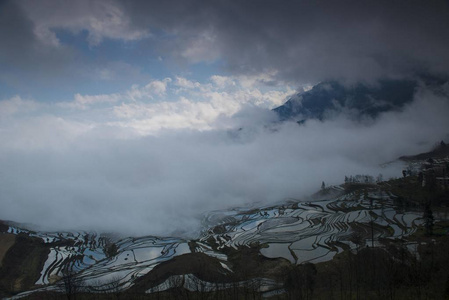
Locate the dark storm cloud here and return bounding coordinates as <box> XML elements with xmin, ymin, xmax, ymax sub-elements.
<box><xmin>123</xmin><ymin>0</ymin><xmax>449</xmax><ymax>83</ymax></box>
<box><xmin>0</xmin><ymin>0</ymin><xmax>144</xmax><ymax>95</ymax></box>
<box><xmin>3</xmin><ymin>1</ymin><xmax>449</xmax><ymax>86</ymax></box>
<box><xmin>0</xmin><ymin>1</ymin><xmax>74</xmax><ymax>82</ymax></box>
<box><xmin>0</xmin><ymin>1</ymin><xmax>34</xmax><ymax>65</ymax></box>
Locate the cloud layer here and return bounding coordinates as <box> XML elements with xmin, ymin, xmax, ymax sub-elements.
<box><xmin>1</xmin><ymin>1</ymin><xmax>449</xmax><ymax>237</ymax></box>
<box><xmin>2</xmin><ymin>0</ymin><xmax>449</xmax><ymax>89</ymax></box>
<box><xmin>123</xmin><ymin>0</ymin><xmax>449</xmax><ymax>82</ymax></box>
<box><xmin>1</xmin><ymin>84</ymin><xmax>448</xmax><ymax>237</ymax></box>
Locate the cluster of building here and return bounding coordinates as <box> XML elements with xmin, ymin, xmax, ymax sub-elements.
<box><xmin>419</xmin><ymin>158</ymin><xmax>449</xmax><ymax>189</ymax></box>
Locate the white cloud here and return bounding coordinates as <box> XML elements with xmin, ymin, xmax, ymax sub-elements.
<box><xmin>112</xmin><ymin>97</ymin><xmax>231</xmax><ymax>135</ymax></box>
<box><xmin>0</xmin><ymin>96</ymin><xmax>39</xmax><ymax>117</ymax></box>
<box><xmin>108</xmin><ymin>74</ymin><xmax>293</xmax><ymax>134</ymax></box>
<box><xmin>127</xmin><ymin>78</ymin><xmax>172</xmax><ymax>101</ymax></box>
<box><xmin>144</xmin><ymin>78</ymin><xmax>171</xmax><ymax>95</ymax></box>
<box><xmin>235</xmin><ymin>71</ymin><xmax>281</xmax><ymax>89</ymax></box>
<box><xmin>63</xmin><ymin>93</ymin><xmax>121</xmax><ymax>110</ymax></box>
<box><xmin>0</xmin><ymin>115</ymin><xmax>93</xmax><ymax>151</ymax></box>
<box><xmin>53</xmin><ymin>73</ymin><xmax>293</xmax><ymax>132</ymax></box>
<box><xmin>210</xmin><ymin>75</ymin><xmax>235</xmax><ymax>89</ymax></box>
<box><xmin>174</xmin><ymin>76</ymin><xmax>200</xmax><ymax>89</ymax></box>
<box><xmin>205</xmin><ymin>87</ymin><xmax>294</xmax><ymax>109</ymax></box>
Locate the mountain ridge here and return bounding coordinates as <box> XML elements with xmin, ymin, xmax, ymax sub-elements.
<box><xmin>273</xmin><ymin>76</ymin><xmax>448</xmax><ymax>122</ymax></box>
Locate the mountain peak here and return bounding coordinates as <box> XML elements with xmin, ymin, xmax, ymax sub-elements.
<box><xmin>274</xmin><ymin>79</ymin><xmax>419</xmax><ymax>122</ymax></box>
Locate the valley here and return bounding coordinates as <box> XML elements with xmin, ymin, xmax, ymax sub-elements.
<box><xmin>1</xmin><ymin>174</ymin><xmax>446</xmax><ymax>299</ymax></box>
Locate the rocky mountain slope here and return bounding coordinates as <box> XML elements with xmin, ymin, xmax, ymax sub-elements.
<box><xmin>273</xmin><ymin>76</ymin><xmax>448</xmax><ymax>122</ymax></box>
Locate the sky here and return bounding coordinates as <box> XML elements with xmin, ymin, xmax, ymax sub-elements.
<box><xmin>1</xmin><ymin>0</ymin><xmax>449</xmax><ymax>236</ymax></box>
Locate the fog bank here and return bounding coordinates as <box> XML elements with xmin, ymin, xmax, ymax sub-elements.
<box><xmin>0</xmin><ymin>87</ymin><xmax>448</xmax><ymax>237</ymax></box>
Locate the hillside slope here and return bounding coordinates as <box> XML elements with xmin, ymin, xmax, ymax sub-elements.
<box><xmin>274</xmin><ymin>78</ymin><xmax>423</xmax><ymax>122</ymax></box>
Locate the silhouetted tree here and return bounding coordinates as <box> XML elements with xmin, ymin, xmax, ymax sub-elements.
<box><xmin>423</xmin><ymin>202</ymin><xmax>434</xmax><ymax>236</ymax></box>
<box><xmin>58</xmin><ymin>267</ymin><xmax>85</xmax><ymax>300</ymax></box>
<box><xmin>350</xmin><ymin>232</ymin><xmax>364</xmax><ymax>253</ymax></box>
<box><xmin>376</xmin><ymin>173</ymin><xmax>383</xmax><ymax>183</ymax></box>
<box><xmin>284</xmin><ymin>263</ymin><xmax>317</xmax><ymax>300</ymax></box>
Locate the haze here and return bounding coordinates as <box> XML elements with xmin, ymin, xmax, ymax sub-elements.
<box><xmin>1</xmin><ymin>0</ymin><xmax>449</xmax><ymax>237</ymax></box>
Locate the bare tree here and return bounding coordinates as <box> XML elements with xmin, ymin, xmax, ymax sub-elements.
<box><xmin>350</xmin><ymin>231</ymin><xmax>365</xmax><ymax>253</ymax></box>
<box><xmin>423</xmin><ymin>201</ymin><xmax>434</xmax><ymax>236</ymax></box>
<box><xmin>284</xmin><ymin>263</ymin><xmax>317</xmax><ymax>300</ymax></box>
<box><xmin>58</xmin><ymin>267</ymin><xmax>85</xmax><ymax>300</ymax></box>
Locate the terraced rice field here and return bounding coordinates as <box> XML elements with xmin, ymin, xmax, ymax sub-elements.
<box><xmin>5</xmin><ymin>187</ymin><xmax>427</xmax><ymax>297</ymax></box>
<box><xmin>5</xmin><ymin>228</ymin><xmax>190</xmax><ymax>295</ymax></box>
<box><xmin>199</xmin><ymin>189</ymin><xmax>423</xmax><ymax>264</ymax></box>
